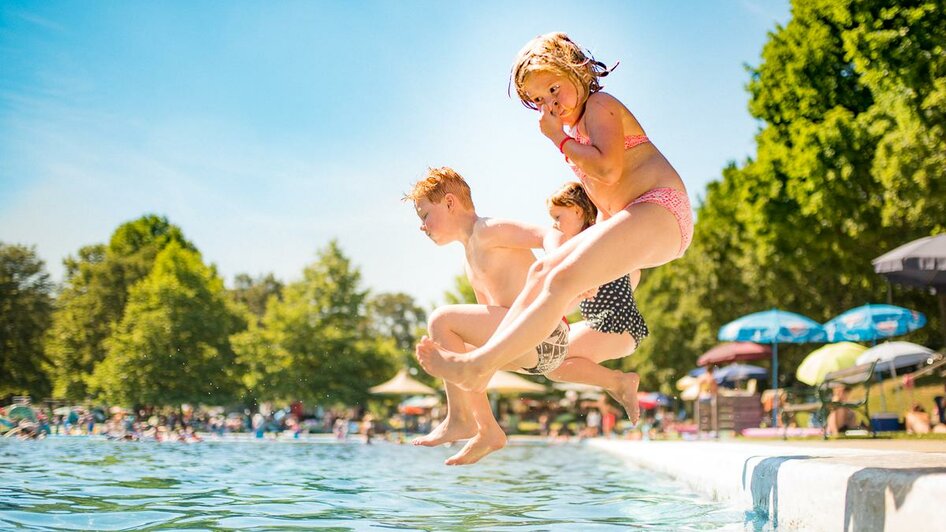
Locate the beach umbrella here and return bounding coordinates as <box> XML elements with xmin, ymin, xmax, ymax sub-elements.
<box><xmin>369</xmin><ymin>368</ymin><xmax>437</xmax><ymax>395</ymax></box>
<box><xmin>400</xmin><ymin>395</ymin><xmax>440</xmax><ymax>409</ymax></box>
<box><xmin>796</xmin><ymin>342</ymin><xmax>866</xmax><ymax>386</ymax></box>
<box><xmin>855</xmin><ymin>341</ymin><xmax>934</xmax><ymax>373</ymax></box>
<box><xmin>637</xmin><ymin>392</ymin><xmax>670</xmax><ymax>410</ymax></box>
<box><xmin>485</xmin><ymin>371</ymin><xmax>546</xmax><ymax>394</ymax></box>
<box><xmin>637</xmin><ymin>393</ymin><xmax>658</xmax><ymax>410</ymax></box>
<box><xmin>823</xmin><ymin>304</ymin><xmax>926</xmax><ymax>343</ymax></box>
<box><xmin>697</xmin><ymin>342</ymin><xmax>771</xmax><ymax>367</ymax></box>
<box><xmin>873</xmin><ymin>234</ymin><xmax>946</xmax><ymax>342</ymax></box>
<box><xmin>676</xmin><ymin>375</ymin><xmax>697</xmax><ymax>391</ymax></box>
<box><xmin>873</xmin><ymin>234</ymin><xmax>946</xmax><ymax>289</ymax></box>
<box><xmin>398</xmin><ymin>395</ymin><xmax>440</xmax><ymax>416</ymax></box>
<box><xmin>715</xmin><ymin>363</ymin><xmax>768</xmax><ymax>383</ymax></box>
<box><xmin>674</xmin><ymin>375</ymin><xmax>700</xmax><ymax>401</ymax></box>
<box><xmin>856</xmin><ymin>341</ymin><xmax>936</xmax><ymax>413</ymax></box>
<box><xmin>679</xmin><ymin>382</ymin><xmax>701</xmax><ymax>401</ymax></box>
<box><xmin>719</xmin><ymin>308</ymin><xmax>826</xmax><ymax>427</ymax></box>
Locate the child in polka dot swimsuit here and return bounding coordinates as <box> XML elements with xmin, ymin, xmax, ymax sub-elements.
<box><xmin>549</xmin><ymin>183</ymin><xmax>649</xmax><ymax>344</ymax></box>
<box><xmin>543</xmin><ymin>182</ymin><xmax>646</xmax><ymax>424</ymax></box>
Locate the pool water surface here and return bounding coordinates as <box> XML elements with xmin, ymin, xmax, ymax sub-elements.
<box><xmin>1</xmin><ymin>437</ymin><xmax>759</xmax><ymax>530</ymax></box>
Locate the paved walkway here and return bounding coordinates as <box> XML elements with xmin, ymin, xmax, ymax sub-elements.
<box><xmin>589</xmin><ymin>438</ymin><xmax>946</xmax><ymax>531</ymax></box>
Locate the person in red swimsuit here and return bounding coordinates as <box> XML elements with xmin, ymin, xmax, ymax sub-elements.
<box><xmin>416</xmin><ymin>32</ymin><xmax>692</xmax><ymax>406</ymax></box>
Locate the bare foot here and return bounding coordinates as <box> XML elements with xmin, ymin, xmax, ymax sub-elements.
<box><xmin>415</xmin><ymin>336</ymin><xmax>490</xmax><ymax>392</ymax></box>
<box><xmin>412</xmin><ymin>416</ymin><xmax>475</xmax><ymax>447</ymax></box>
<box><xmin>444</xmin><ymin>427</ymin><xmax>507</xmax><ymax>466</ymax></box>
<box><xmin>607</xmin><ymin>372</ymin><xmax>640</xmax><ymax>426</ymax></box>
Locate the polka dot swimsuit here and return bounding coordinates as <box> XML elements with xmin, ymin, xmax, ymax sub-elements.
<box><xmin>579</xmin><ymin>274</ymin><xmax>649</xmax><ymax>345</ymax></box>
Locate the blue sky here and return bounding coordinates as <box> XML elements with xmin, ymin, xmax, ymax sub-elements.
<box><xmin>1</xmin><ymin>1</ymin><xmax>790</xmax><ymax>307</ymax></box>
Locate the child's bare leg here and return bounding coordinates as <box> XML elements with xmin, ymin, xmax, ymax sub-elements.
<box><xmin>547</xmin><ymin>322</ymin><xmax>641</xmax><ymax>424</ymax></box>
<box><xmin>412</xmin><ymin>305</ymin><xmax>507</xmax><ymax>461</ymax></box>
<box><xmin>413</xmin><ymin>380</ymin><xmax>477</xmax><ymax>446</ymax></box>
<box><xmin>417</xmin><ymin>204</ymin><xmax>680</xmax><ymax>391</ymax></box>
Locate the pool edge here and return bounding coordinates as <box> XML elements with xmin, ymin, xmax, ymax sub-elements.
<box><xmin>588</xmin><ymin>439</ymin><xmax>946</xmax><ymax>531</ymax></box>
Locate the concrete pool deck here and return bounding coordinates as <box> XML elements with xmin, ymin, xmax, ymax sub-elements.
<box><xmin>588</xmin><ymin>438</ymin><xmax>946</xmax><ymax>531</ymax></box>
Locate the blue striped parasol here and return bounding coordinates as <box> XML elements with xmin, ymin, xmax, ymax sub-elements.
<box><xmin>719</xmin><ymin>309</ymin><xmax>826</xmax><ymax>427</ymax></box>
<box><xmin>823</xmin><ymin>303</ymin><xmax>926</xmax><ymax>343</ymax></box>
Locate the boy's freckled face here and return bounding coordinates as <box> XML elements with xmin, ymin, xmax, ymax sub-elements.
<box><xmin>414</xmin><ymin>198</ymin><xmax>448</xmax><ymax>244</ymax></box>
<box><xmin>549</xmin><ymin>204</ymin><xmax>584</xmax><ymax>239</ymax></box>
<box><xmin>523</xmin><ymin>71</ymin><xmax>581</xmax><ymax>124</ymax></box>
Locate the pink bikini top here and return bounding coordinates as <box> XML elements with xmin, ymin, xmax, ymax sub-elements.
<box><xmin>568</xmin><ymin>131</ymin><xmax>651</xmax><ymax>181</ymax></box>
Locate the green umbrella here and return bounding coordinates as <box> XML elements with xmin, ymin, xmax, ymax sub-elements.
<box><xmin>796</xmin><ymin>342</ymin><xmax>866</xmax><ymax>386</ymax></box>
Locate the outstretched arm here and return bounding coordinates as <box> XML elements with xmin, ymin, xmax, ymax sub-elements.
<box><xmin>479</xmin><ymin>218</ymin><xmax>548</xmax><ymax>250</ymax></box>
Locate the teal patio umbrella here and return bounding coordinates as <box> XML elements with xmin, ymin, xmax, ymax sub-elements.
<box><xmin>719</xmin><ymin>309</ymin><xmax>827</xmax><ymax>427</ymax></box>
<box><xmin>823</xmin><ymin>304</ymin><xmax>926</xmax><ymax>344</ymax></box>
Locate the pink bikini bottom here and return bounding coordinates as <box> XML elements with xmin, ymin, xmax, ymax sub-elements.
<box><xmin>628</xmin><ymin>187</ymin><xmax>693</xmax><ymax>257</ymax></box>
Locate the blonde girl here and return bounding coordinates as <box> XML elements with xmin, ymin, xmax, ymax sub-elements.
<box><xmin>416</xmin><ymin>33</ymin><xmax>691</xmax><ymax>415</ymax></box>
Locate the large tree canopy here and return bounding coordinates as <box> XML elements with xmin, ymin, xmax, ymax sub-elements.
<box><xmin>44</xmin><ymin>215</ymin><xmax>195</xmax><ymax>399</ymax></box>
<box><xmin>88</xmin><ymin>242</ymin><xmax>245</xmax><ymax>406</ymax></box>
<box><xmin>233</xmin><ymin>240</ymin><xmax>399</xmax><ymax>406</ymax></box>
<box><xmin>0</xmin><ymin>243</ymin><xmax>54</xmax><ymax>398</ymax></box>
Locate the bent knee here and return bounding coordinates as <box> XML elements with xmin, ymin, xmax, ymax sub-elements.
<box><xmin>427</xmin><ymin>307</ymin><xmax>457</xmax><ymax>336</ymax></box>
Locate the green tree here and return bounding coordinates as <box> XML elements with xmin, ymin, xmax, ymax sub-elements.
<box><xmin>0</xmin><ymin>243</ymin><xmax>54</xmax><ymax>398</ymax></box>
<box><xmin>633</xmin><ymin>0</ymin><xmax>946</xmax><ymax>390</ymax></box>
<box><xmin>230</xmin><ymin>273</ymin><xmax>284</xmax><ymax>319</ymax></box>
<box><xmin>367</xmin><ymin>292</ymin><xmax>427</xmax><ymax>354</ymax></box>
<box><xmin>233</xmin><ymin>240</ymin><xmax>399</xmax><ymax>405</ymax></box>
<box><xmin>367</xmin><ymin>291</ymin><xmax>428</xmax><ymax>381</ymax></box>
<box><xmin>443</xmin><ymin>274</ymin><xmax>476</xmax><ymax>305</ymax></box>
<box><xmin>44</xmin><ymin>215</ymin><xmax>195</xmax><ymax>399</ymax></box>
<box><xmin>88</xmin><ymin>242</ymin><xmax>245</xmax><ymax>406</ymax></box>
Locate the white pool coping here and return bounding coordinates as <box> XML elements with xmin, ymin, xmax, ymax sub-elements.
<box><xmin>589</xmin><ymin>439</ymin><xmax>946</xmax><ymax>531</ymax></box>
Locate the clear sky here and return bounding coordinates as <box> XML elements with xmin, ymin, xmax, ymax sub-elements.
<box><xmin>1</xmin><ymin>1</ymin><xmax>790</xmax><ymax>308</ymax></box>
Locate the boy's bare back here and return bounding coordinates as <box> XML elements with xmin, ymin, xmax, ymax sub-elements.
<box><xmin>463</xmin><ymin>217</ymin><xmax>543</xmax><ymax>307</ymax></box>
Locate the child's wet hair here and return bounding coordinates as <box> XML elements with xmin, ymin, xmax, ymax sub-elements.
<box><xmin>403</xmin><ymin>166</ymin><xmax>475</xmax><ymax>209</ymax></box>
<box><xmin>510</xmin><ymin>32</ymin><xmax>615</xmax><ymax>111</ymax></box>
<box><xmin>547</xmin><ymin>182</ymin><xmax>597</xmax><ymax>230</ymax></box>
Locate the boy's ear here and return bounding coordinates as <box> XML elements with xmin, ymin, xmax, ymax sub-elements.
<box><xmin>443</xmin><ymin>193</ymin><xmax>455</xmax><ymax>211</ymax></box>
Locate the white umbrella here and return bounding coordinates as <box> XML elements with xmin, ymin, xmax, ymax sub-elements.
<box><xmin>855</xmin><ymin>341</ymin><xmax>934</xmax><ymax>413</ymax></box>
<box><xmin>486</xmin><ymin>371</ymin><xmax>546</xmax><ymax>394</ymax></box>
<box><xmin>369</xmin><ymin>368</ymin><xmax>437</xmax><ymax>395</ymax></box>
<box><xmin>675</xmin><ymin>375</ymin><xmax>700</xmax><ymax>401</ymax></box>
<box><xmin>679</xmin><ymin>382</ymin><xmax>701</xmax><ymax>401</ymax></box>
<box><xmin>855</xmin><ymin>341</ymin><xmax>934</xmax><ymax>370</ymax></box>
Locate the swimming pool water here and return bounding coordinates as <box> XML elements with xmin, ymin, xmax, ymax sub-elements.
<box><xmin>1</xmin><ymin>437</ymin><xmax>757</xmax><ymax>530</ymax></box>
